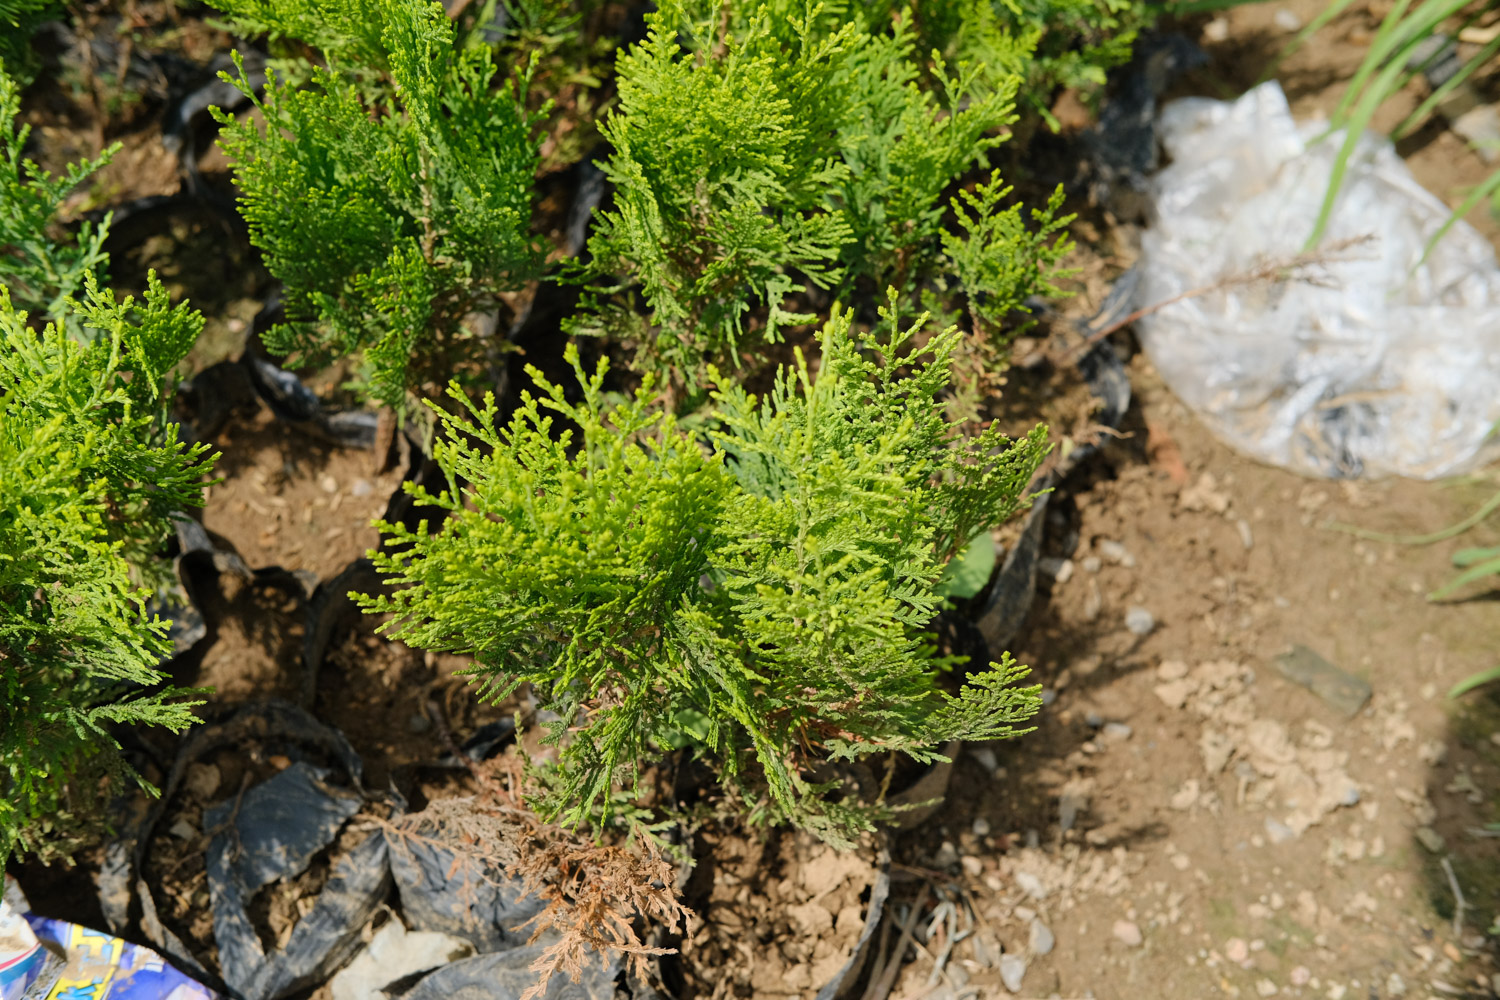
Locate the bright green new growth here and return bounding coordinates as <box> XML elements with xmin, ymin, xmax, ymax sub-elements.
<box><xmin>579</xmin><ymin>0</ymin><xmax>1062</xmax><ymax>395</ymax></box>
<box><xmin>0</xmin><ymin>60</ymin><xmax>118</xmax><ymax>330</ymax></box>
<box><xmin>359</xmin><ymin>298</ymin><xmax>1048</xmax><ymax>844</ymax></box>
<box><xmin>0</xmin><ymin>274</ymin><xmax>215</xmax><ymax>864</ymax></box>
<box><xmin>212</xmin><ymin>0</ymin><xmax>544</xmax><ymax>408</ymax></box>
<box><xmin>944</xmin><ymin>170</ymin><xmax>1074</xmax><ymax>335</ymax></box>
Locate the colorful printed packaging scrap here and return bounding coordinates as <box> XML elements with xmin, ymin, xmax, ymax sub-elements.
<box><xmin>1</xmin><ymin>878</ymin><xmax>218</xmax><ymax>1000</ymax></box>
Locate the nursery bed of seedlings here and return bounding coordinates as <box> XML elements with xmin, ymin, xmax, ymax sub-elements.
<box><xmin>8</xmin><ymin>0</ymin><xmax>1500</xmax><ymax>998</ymax></box>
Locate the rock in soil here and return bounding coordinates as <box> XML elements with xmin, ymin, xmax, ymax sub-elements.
<box><xmin>1125</xmin><ymin>605</ymin><xmax>1156</xmax><ymax>635</ymax></box>
<box><xmin>1000</xmin><ymin>952</ymin><xmax>1028</xmax><ymax>992</ymax></box>
<box><xmin>1273</xmin><ymin>644</ymin><xmax>1373</xmax><ymax>718</ymax></box>
<box><xmin>329</xmin><ymin>920</ymin><xmax>473</xmax><ymax>1000</ymax></box>
<box><xmin>1029</xmin><ymin>918</ymin><xmax>1055</xmax><ymax>956</ymax></box>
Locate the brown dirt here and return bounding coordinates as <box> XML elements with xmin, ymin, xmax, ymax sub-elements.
<box><xmin>673</xmin><ymin>826</ymin><xmax>881</xmax><ymax>1000</ymax></box>
<box><xmin>881</xmin><ymin>353</ymin><xmax>1500</xmax><ymax>999</ymax></box>
<box><xmin>199</xmin><ymin>409</ymin><xmax>402</xmax><ymax>582</ymax></box>
<box><xmin>870</xmin><ymin>8</ymin><xmax>1500</xmax><ymax>997</ymax></box>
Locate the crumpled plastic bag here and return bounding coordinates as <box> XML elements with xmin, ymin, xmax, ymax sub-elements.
<box><xmin>1136</xmin><ymin>80</ymin><xmax>1500</xmax><ymax>479</ymax></box>
<box><xmin>2</xmin><ymin>877</ymin><xmax>218</xmax><ymax>1000</ymax></box>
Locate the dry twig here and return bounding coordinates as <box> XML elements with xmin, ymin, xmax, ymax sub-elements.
<box><xmin>1440</xmin><ymin>856</ymin><xmax>1467</xmax><ymax>938</ymax></box>
<box><xmin>1028</xmin><ymin>235</ymin><xmax>1380</xmax><ymax>367</ymax></box>
<box><xmin>376</xmin><ymin>702</ymin><xmax>692</xmax><ymax>1000</ymax></box>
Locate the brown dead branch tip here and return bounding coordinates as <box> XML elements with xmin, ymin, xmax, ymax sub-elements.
<box><xmin>373</xmin><ymin>700</ymin><xmax>693</xmax><ymax>1000</ymax></box>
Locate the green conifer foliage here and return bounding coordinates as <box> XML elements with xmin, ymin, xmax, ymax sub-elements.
<box><xmin>0</xmin><ymin>275</ymin><xmax>216</xmax><ymax>864</ymax></box>
<box><xmin>577</xmin><ymin>0</ymin><xmax>860</xmax><ymax>384</ymax></box>
<box><xmin>0</xmin><ymin>2</ymin><xmax>60</xmax><ymax>82</ymax></box>
<box><xmin>943</xmin><ymin>170</ymin><xmax>1073</xmax><ymax>336</ymax></box>
<box><xmin>358</xmin><ymin>298</ymin><xmax>1047</xmax><ymax>844</ymax></box>
<box><xmin>903</xmin><ymin>0</ymin><xmax>1145</xmax><ymax>124</ymax></box>
<box><xmin>0</xmin><ymin>61</ymin><xmax>118</xmax><ymax>329</ymax></box>
<box><xmin>577</xmin><ymin>0</ymin><xmax>1072</xmax><ymax>397</ymax></box>
<box><xmin>211</xmin><ymin>0</ymin><xmax>545</xmax><ymax>408</ymax></box>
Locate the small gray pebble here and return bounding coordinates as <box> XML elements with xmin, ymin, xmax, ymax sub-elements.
<box><xmin>999</xmin><ymin>954</ymin><xmax>1027</xmax><ymax>992</ymax></box>
<box><xmin>1124</xmin><ymin>606</ymin><xmax>1155</xmax><ymax>636</ymax></box>
<box><xmin>1264</xmin><ymin>817</ymin><xmax>1297</xmax><ymax>844</ymax></box>
<box><xmin>1028</xmin><ymin>919</ymin><xmax>1055</xmax><ymax>956</ymax></box>
<box><xmin>407</xmin><ymin>712</ymin><xmax>433</xmax><ymax>734</ymax></box>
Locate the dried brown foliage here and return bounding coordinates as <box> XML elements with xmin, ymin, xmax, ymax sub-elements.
<box><xmin>377</xmin><ymin>751</ymin><xmax>691</xmax><ymax>1000</ymax></box>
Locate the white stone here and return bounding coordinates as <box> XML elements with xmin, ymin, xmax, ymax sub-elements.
<box><xmin>999</xmin><ymin>953</ymin><xmax>1027</xmax><ymax>993</ymax></box>
<box><xmin>1112</xmin><ymin>920</ymin><xmax>1142</xmax><ymax>947</ymax></box>
<box><xmin>1028</xmin><ymin>919</ymin><xmax>1055</xmax><ymax>956</ymax></box>
<box><xmin>1014</xmin><ymin>871</ymin><xmax>1047</xmax><ymax>899</ymax></box>
<box><xmin>330</xmin><ymin>921</ymin><xmax>474</xmax><ymax>1000</ymax></box>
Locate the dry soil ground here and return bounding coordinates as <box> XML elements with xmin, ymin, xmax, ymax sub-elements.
<box><xmin>870</xmin><ymin>5</ymin><xmax>1500</xmax><ymax>996</ymax></box>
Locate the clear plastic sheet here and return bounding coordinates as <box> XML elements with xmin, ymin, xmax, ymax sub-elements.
<box><xmin>1136</xmin><ymin>81</ymin><xmax>1500</xmax><ymax>479</ymax></box>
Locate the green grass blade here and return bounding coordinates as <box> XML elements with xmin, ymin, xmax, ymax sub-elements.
<box><xmin>1330</xmin><ymin>0</ymin><xmax>1471</xmax><ymax>127</ymax></box>
<box><xmin>1454</xmin><ymin>545</ymin><xmax>1500</xmax><ymax>567</ymax></box>
<box><xmin>1394</xmin><ymin>33</ymin><xmax>1500</xmax><ymax>140</ymax></box>
<box><xmin>1428</xmin><ymin>552</ymin><xmax>1500</xmax><ymax>601</ymax></box>
<box><xmin>1169</xmin><ymin>0</ymin><xmax>1268</xmax><ymax>15</ymax></box>
<box><xmin>1327</xmin><ymin>0</ymin><xmax>1416</xmax><ymax>126</ymax></box>
<box><xmin>1306</xmin><ymin>48</ymin><xmax>1415</xmax><ymax>246</ymax></box>
<box><xmin>1449</xmin><ymin>665</ymin><xmax>1500</xmax><ymax>699</ymax></box>
<box><xmin>1419</xmin><ymin>166</ymin><xmax>1500</xmax><ymax>263</ymax></box>
<box><xmin>1328</xmin><ymin>486</ymin><xmax>1500</xmax><ymax>545</ymax></box>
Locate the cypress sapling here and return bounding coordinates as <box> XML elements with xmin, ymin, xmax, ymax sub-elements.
<box><xmin>357</xmin><ymin>296</ymin><xmax>1048</xmax><ymax>844</ymax></box>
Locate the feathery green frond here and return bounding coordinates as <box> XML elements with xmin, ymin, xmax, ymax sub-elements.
<box><xmin>211</xmin><ymin>0</ymin><xmax>545</xmax><ymax>408</ymax></box>
<box><xmin>359</xmin><ymin>299</ymin><xmax>1047</xmax><ymax>844</ymax></box>
<box><xmin>0</xmin><ymin>277</ymin><xmax>215</xmax><ymax>864</ymax></box>
<box><xmin>0</xmin><ymin>60</ymin><xmax>117</xmax><ymax>330</ymax></box>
